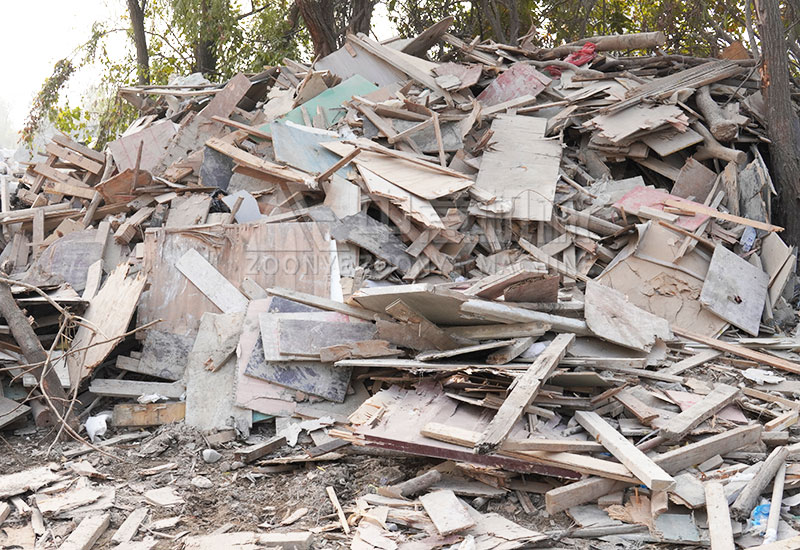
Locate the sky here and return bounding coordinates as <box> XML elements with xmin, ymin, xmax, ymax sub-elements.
<box><xmin>0</xmin><ymin>0</ymin><xmax>128</xmax><ymax>148</ymax></box>
<box><xmin>0</xmin><ymin>1</ymin><xmax>396</xmax><ymax>150</ymax></box>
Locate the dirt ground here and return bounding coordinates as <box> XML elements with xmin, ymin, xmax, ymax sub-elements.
<box><xmin>0</xmin><ymin>421</ymin><xmax>590</xmax><ymax>549</ymax></box>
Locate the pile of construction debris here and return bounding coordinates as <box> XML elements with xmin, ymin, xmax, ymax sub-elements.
<box><xmin>0</xmin><ymin>18</ymin><xmax>799</xmax><ymax>550</ymax></box>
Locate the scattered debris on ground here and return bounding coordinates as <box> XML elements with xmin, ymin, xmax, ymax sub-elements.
<box><xmin>1</xmin><ymin>19</ymin><xmax>799</xmax><ymax>550</ymax></box>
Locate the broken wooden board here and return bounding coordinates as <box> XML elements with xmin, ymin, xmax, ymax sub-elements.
<box><xmin>475</xmin><ymin>334</ymin><xmax>575</xmax><ymax>454</ymax></box>
<box><xmin>473</xmin><ymin>115</ymin><xmax>561</xmax><ymax>221</ymax></box>
<box><xmin>614</xmin><ymin>186</ymin><xmax>709</xmax><ymax>231</ymax></box>
<box><xmin>597</xmin><ymin>222</ymin><xmax>728</xmax><ymax>337</ymax></box>
<box><xmin>88</xmin><ymin>379</ymin><xmax>185</xmax><ymax>399</ymax></box>
<box><xmin>323</xmin><ymin>140</ymin><xmax>473</xmax><ymax>200</ymax></box>
<box><xmin>359</xmin><ymin>166</ymin><xmax>444</xmax><ymax>229</ymax></box>
<box><xmin>176</xmin><ymin>248</ymin><xmax>249</xmax><ymax>314</ymax></box>
<box><xmin>477</xmin><ymin>63</ymin><xmax>551</xmax><ymax>106</ymax></box>
<box><xmin>352</xmin><ymin>283</ymin><xmax>476</xmax><ymax>326</ymax></box>
<box><xmin>280</xmin><ymin>74</ymin><xmax>378</xmax><ymax>128</ymax></box>
<box><xmin>584</xmin><ymin>280</ymin><xmax>672</xmax><ymax>352</ymax></box>
<box><xmin>700</xmin><ymin>244</ymin><xmax>769</xmax><ymax>336</ymax></box>
<box><xmin>671</xmin><ymin>157</ymin><xmax>717</xmax><ymax>202</ymax></box>
<box><xmin>185</xmin><ymin>311</ymin><xmax>251</xmax><ymax>434</ymax></box>
<box><xmin>165</xmin><ymin>194</ymin><xmax>211</xmax><ymax>228</ymax></box>
<box><xmin>574</xmin><ymin>411</ymin><xmax>674</xmax><ymax>491</ymax></box>
<box><xmin>112</xmin><ymin>402</ymin><xmax>186</xmax><ymax>427</ymax></box>
<box><xmin>316</xmin><ymin>42</ymin><xmax>407</xmax><ymax>87</ymax></box>
<box><xmin>108</xmin><ymin>119</ymin><xmax>177</xmax><ymax>173</ymax></box>
<box><xmin>23</xmin><ymin>227</ymin><xmax>104</xmax><ymax>292</ymax></box>
<box><xmin>329</xmin><ymin>210</ymin><xmax>414</xmax><ymax>273</ymax></box>
<box><xmin>138</xmin><ymin>223</ymin><xmax>333</xmax><ymax>337</ymax></box>
<box><xmin>277</xmin><ymin>318</ymin><xmax>376</xmax><ymax>357</ymax></box>
<box><xmin>67</xmin><ymin>264</ymin><xmax>146</xmax><ymax>386</ymax></box>
<box><xmin>125</xmin><ymin>330</ymin><xmax>195</xmax><ymax>381</ymax></box>
<box><xmin>0</xmin><ymin>395</ymin><xmax>30</xmax><ymax>428</ymax></box>
<box><xmin>249</xmin><ymin>311</ymin><xmax>359</xmax><ymax>402</ymax></box>
<box><xmin>95</xmin><ymin>168</ymin><xmax>155</xmax><ymax>204</ymax></box>
<box><xmin>659</xmin><ymin>383</ymin><xmax>740</xmax><ymax>440</ymax></box>
<box><xmin>183</xmin><ymin>531</ymin><xmax>313</xmax><ymax>550</ymax></box>
<box><xmin>0</xmin><ymin>466</ymin><xmax>62</xmax><ymax>499</ymax></box>
<box><xmin>419</xmin><ymin>490</ymin><xmax>476</xmax><ymax>535</ymax></box>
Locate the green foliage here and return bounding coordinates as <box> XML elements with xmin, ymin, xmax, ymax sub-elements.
<box><xmin>21</xmin><ymin>58</ymin><xmax>75</xmax><ymax>146</ymax></box>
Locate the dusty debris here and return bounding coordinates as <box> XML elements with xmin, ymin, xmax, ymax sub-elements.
<box><xmin>1</xmin><ymin>16</ymin><xmax>800</xmax><ymax>550</ymax></box>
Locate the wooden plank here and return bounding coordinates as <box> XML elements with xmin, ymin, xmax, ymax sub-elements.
<box><xmin>111</xmin><ymin>402</ymin><xmax>186</xmax><ymax>427</ymax></box>
<box><xmin>33</xmin><ymin>162</ymin><xmax>88</xmax><ymax>189</ymax></box>
<box><xmin>518</xmin><ymin>238</ymin><xmax>589</xmax><ymax>282</ymax></box>
<box><xmin>113</xmin><ymin>206</ymin><xmax>155</xmax><ymax>244</ymax></box>
<box><xmin>88</xmin><ymin>379</ymin><xmax>185</xmax><ymax>400</ymax></box>
<box><xmin>477</xmin><ymin>63</ymin><xmax>550</xmax><ymax>106</ymax></box>
<box><xmin>731</xmin><ymin>446</ymin><xmax>788</xmax><ymax>520</ymax></box>
<box><xmin>323</xmin><ymin>140</ymin><xmax>472</xmax><ymax>200</ymax></box>
<box><xmin>700</xmin><ymin>245</ymin><xmax>769</xmax><ymax>336</ymax></box>
<box><xmin>575</xmin><ymin>411</ymin><xmax>674</xmax><ymax>491</ymax></box>
<box><xmin>673</xmin><ymin>327</ymin><xmax>800</xmax><ymax>375</ymax></box>
<box><xmin>45</xmin><ymin>142</ymin><xmax>104</xmax><ymax>173</ymax></box>
<box><xmin>111</xmin><ymin>507</ymin><xmax>148</xmax><ymax>544</ymax></box>
<box><xmin>474</xmin><ymin>333</ymin><xmax>575</xmax><ymax>454</ymax></box>
<box><xmin>266</xmin><ymin>287</ymin><xmax>389</xmax><ymax>322</ymax></box>
<box><xmin>326</xmin><ymin>486</ymin><xmax>350</xmax><ymax>534</ymax></box>
<box><xmin>663</xmin><ymin>198</ymin><xmax>783</xmax><ymax>232</ymax></box>
<box><xmin>67</xmin><ymin>264</ymin><xmax>146</xmax><ymax>386</ymax></box>
<box><xmin>662</xmin><ymin>350</ymin><xmax>721</xmax><ymax>375</ymax></box>
<box><xmin>474</xmin><ymin>115</ymin><xmax>560</xmax><ymax>221</ymax></box>
<box><xmin>704</xmin><ymin>481</ymin><xmax>735</xmax><ymax>550</ymax></box>
<box><xmin>234</xmin><ymin>435</ymin><xmax>287</xmax><ymax>464</ymax></box>
<box><xmin>659</xmin><ymin>383</ymin><xmax>739</xmax><ymax>440</ymax></box>
<box><xmin>465</xmin><ymin>261</ymin><xmax>547</xmax><ymax>299</ymax></box>
<box><xmin>198</xmin><ymin>73</ymin><xmax>251</xmax><ymax>120</ymax></box>
<box><xmin>0</xmin><ymin>395</ymin><xmax>31</xmax><ymax>428</ymax></box>
<box><xmin>330</xmin><ymin>211</ymin><xmax>413</xmax><ymax>272</ymax></box>
<box><xmin>52</xmin><ymin>134</ymin><xmax>106</xmax><ymax>164</ymax></box>
<box><xmin>584</xmin><ymin>281</ymin><xmax>672</xmax><ymax>352</ymax></box>
<box><xmin>422</xmin><ymin>422</ymin><xmax>637</xmax><ymax>482</ymax></box>
<box><xmin>419</xmin><ymin>490</ymin><xmax>475</xmax><ymax>535</ymax></box>
<box><xmin>176</xmin><ymin>248</ymin><xmax>249</xmax><ymax>313</ymax></box>
<box><xmin>58</xmin><ymin>513</ymin><xmax>110</xmax><ymax>550</ymax></box>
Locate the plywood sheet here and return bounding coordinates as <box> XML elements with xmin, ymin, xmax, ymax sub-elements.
<box><xmin>700</xmin><ymin>245</ymin><xmax>768</xmax><ymax>336</ymax></box>
<box><xmin>598</xmin><ymin>223</ymin><xmax>727</xmax><ymax>337</ymax></box>
<box><xmin>614</xmin><ymin>186</ymin><xmax>709</xmax><ymax>231</ymax></box>
<box><xmin>138</xmin><ymin>222</ymin><xmax>333</xmax><ymax>336</ymax></box>
<box><xmin>108</xmin><ymin>119</ymin><xmax>178</xmax><ymax>173</ymax></box>
<box><xmin>474</xmin><ymin>115</ymin><xmax>561</xmax><ymax>221</ymax></box>
<box><xmin>316</xmin><ymin>42</ymin><xmax>407</xmax><ymax>87</ymax></box>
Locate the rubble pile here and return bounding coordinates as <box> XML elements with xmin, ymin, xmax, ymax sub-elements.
<box><xmin>1</xmin><ymin>20</ymin><xmax>799</xmax><ymax>550</ymax></box>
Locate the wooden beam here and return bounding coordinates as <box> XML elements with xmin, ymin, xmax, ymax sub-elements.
<box><xmin>59</xmin><ymin>513</ymin><xmax>110</xmax><ymax>550</ymax></box>
<box><xmin>474</xmin><ymin>333</ymin><xmax>575</xmax><ymax>454</ymax></box>
<box><xmin>575</xmin><ymin>411</ymin><xmax>675</xmax><ymax>491</ymax></box>
<box><xmin>266</xmin><ymin>287</ymin><xmax>391</xmax><ymax>322</ymax></box>
<box><xmin>731</xmin><ymin>446</ymin><xmax>788</xmax><ymax>520</ymax></box>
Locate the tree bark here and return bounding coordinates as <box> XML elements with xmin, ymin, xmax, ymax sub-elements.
<box><xmin>756</xmin><ymin>0</ymin><xmax>800</xmax><ymax>245</ymax></box>
<box><xmin>193</xmin><ymin>0</ymin><xmax>217</xmax><ymax>75</ymax></box>
<box><xmin>126</xmin><ymin>0</ymin><xmax>150</xmax><ymax>85</ymax></box>
<box><xmin>296</xmin><ymin>0</ymin><xmax>338</xmax><ymax>58</ymax></box>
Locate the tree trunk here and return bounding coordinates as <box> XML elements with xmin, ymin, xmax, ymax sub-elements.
<box><xmin>296</xmin><ymin>0</ymin><xmax>338</xmax><ymax>58</ymax></box>
<box><xmin>126</xmin><ymin>0</ymin><xmax>150</xmax><ymax>85</ymax></box>
<box><xmin>348</xmin><ymin>0</ymin><xmax>374</xmax><ymax>37</ymax></box>
<box><xmin>193</xmin><ymin>0</ymin><xmax>217</xmax><ymax>76</ymax></box>
<box><xmin>756</xmin><ymin>0</ymin><xmax>800</xmax><ymax>244</ymax></box>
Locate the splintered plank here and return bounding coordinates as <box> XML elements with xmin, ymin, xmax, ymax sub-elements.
<box><xmin>574</xmin><ymin>411</ymin><xmax>675</xmax><ymax>491</ymax></box>
<box><xmin>419</xmin><ymin>490</ymin><xmax>476</xmax><ymax>535</ymax></box>
<box><xmin>58</xmin><ymin>513</ymin><xmax>110</xmax><ymax>550</ymax></box>
<box><xmin>662</xmin><ymin>350</ymin><xmax>721</xmax><ymax>376</ymax></box>
<box><xmin>474</xmin><ymin>333</ymin><xmax>575</xmax><ymax>454</ymax></box>
<box><xmin>704</xmin><ymin>482</ymin><xmax>735</xmax><ymax>550</ymax></box>
<box><xmin>474</xmin><ymin>115</ymin><xmax>561</xmax><ymax>221</ymax></box>
<box><xmin>700</xmin><ymin>245</ymin><xmax>769</xmax><ymax>336</ymax></box>
<box><xmin>176</xmin><ymin>248</ymin><xmax>249</xmax><ymax>314</ymax></box>
<box><xmin>234</xmin><ymin>435</ymin><xmax>287</xmax><ymax>464</ymax></box>
<box><xmin>659</xmin><ymin>384</ymin><xmax>740</xmax><ymax>440</ymax></box>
